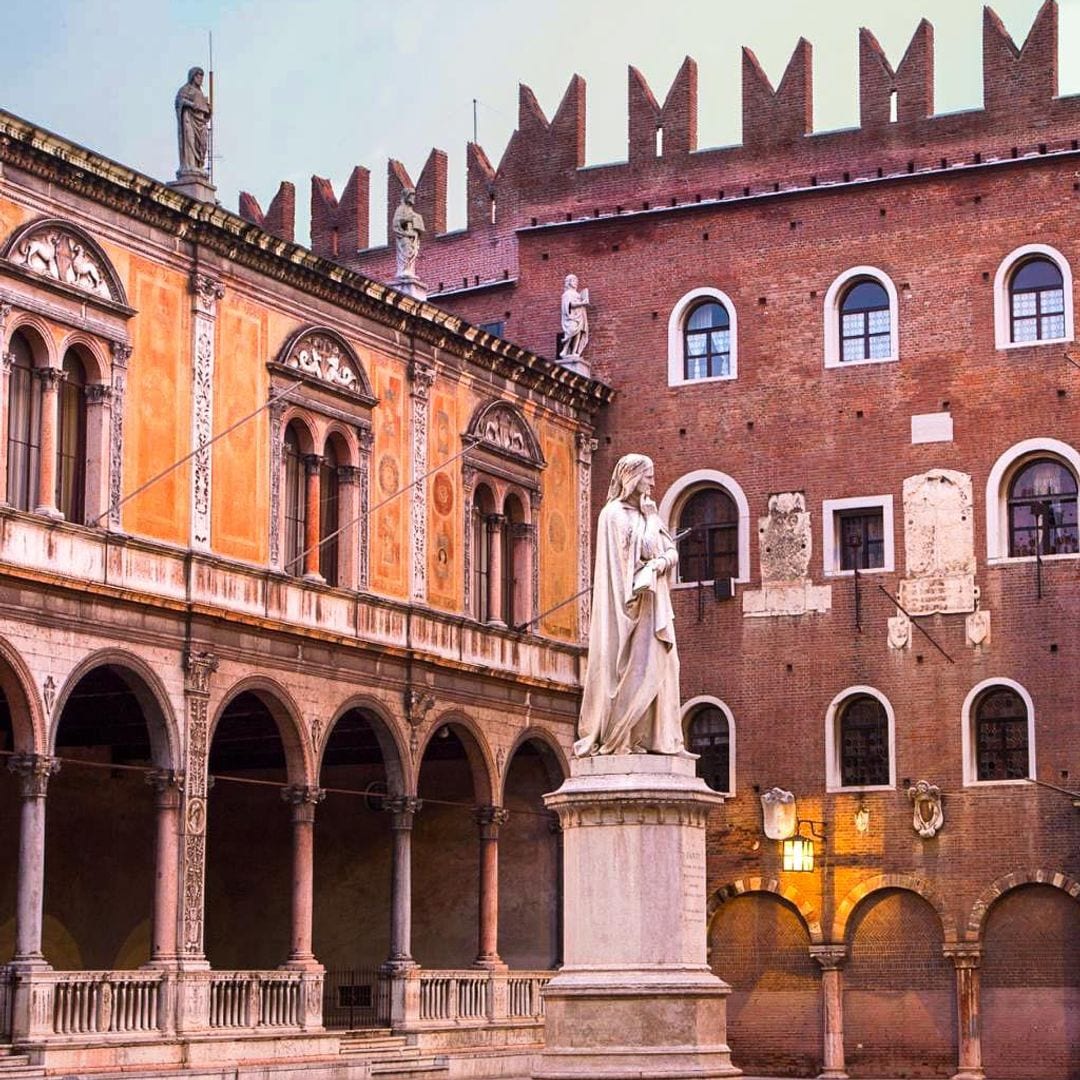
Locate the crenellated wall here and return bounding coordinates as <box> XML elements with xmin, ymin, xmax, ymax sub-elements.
<box><xmin>239</xmin><ymin>2</ymin><xmax>1076</xmax><ymax>296</ymax></box>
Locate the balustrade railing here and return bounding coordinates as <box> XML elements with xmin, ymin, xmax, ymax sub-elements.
<box><xmin>207</xmin><ymin>972</ymin><xmax>305</xmax><ymax>1030</ymax></box>
<box><xmin>49</xmin><ymin>972</ymin><xmax>163</xmax><ymax>1035</ymax></box>
<box><xmin>507</xmin><ymin>972</ymin><xmax>550</xmax><ymax>1019</ymax></box>
<box><xmin>411</xmin><ymin>968</ymin><xmax>551</xmax><ymax>1026</ymax></box>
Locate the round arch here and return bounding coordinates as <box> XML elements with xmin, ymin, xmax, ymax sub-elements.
<box><xmin>56</xmin><ymin>331</ymin><xmax>111</xmax><ymax>385</ymax></box>
<box><xmin>960</xmin><ymin>676</ymin><xmax>1036</xmax><ymax>786</ymax></box>
<box><xmin>210</xmin><ymin>675</ymin><xmax>311</xmax><ymax>785</ymax></box>
<box><xmin>992</xmin><ymin>242</ymin><xmax>1075</xmax><ymax>350</ymax></box>
<box><xmin>823</xmin><ymin>264</ymin><xmax>900</xmax><ymax>367</ymax></box>
<box><xmin>824</xmin><ymin>684</ymin><xmax>896</xmax><ymax>792</ymax></box>
<box><xmin>667</xmin><ymin>286</ymin><xmax>739</xmax><ymax>386</ymax></box>
<box><xmin>416</xmin><ymin>709</ymin><xmax>496</xmax><ymax>806</ymax></box>
<box><xmin>984</xmin><ymin>437</ymin><xmax>1080</xmax><ymax>561</ymax></box>
<box><xmin>4</xmin><ymin>316</ymin><xmax>57</xmax><ymax>368</ymax></box>
<box><xmin>681</xmin><ymin>695</ymin><xmax>736</xmax><ymax>795</ymax></box>
<box><xmin>965</xmin><ymin>867</ymin><xmax>1080</xmax><ymax>941</ymax></box>
<box><xmin>321</xmin><ymin>422</ymin><xmax>359</xmax><ymax>467</ymax></box>
<box><xmin>50</xmin><ymin>649</ymin><xmax>181</xmax><ymax>771</ymax></box>
<box><xmin>832</xmin><ymin>873</ymin><xmax>957</xmax><ymax>944</ymax></box>
<box><xmin>280</xmin><ymin>410</ymin><xmax>318</xmax><ymax>456</ymax></box>
<box><xmin>499</xmin><ymin>726</ymin><xmax>568</xmax><ymax>803</ymax></box>
<box><xmin>708</xmin><ymin>878</ymin><xmax>823</xmax><ymax>943</ymax></box>
<box><xmin>0</xmin><ymin>635</ymin><xmax>45</xmax><ymax>753</ymax></box>
<box><xmin>657</xmin><ymin>468</ymin><xmax>751</xmax><ymax>584</ymax></box>
<box><xmin>318</xmin><ymin>694</ymin><xmax>409</xmax><ymax>794</ymax></box>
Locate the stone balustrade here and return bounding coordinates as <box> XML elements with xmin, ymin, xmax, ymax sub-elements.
<box><xmin>397</xmin><ymin>968</ymin><xmax>552</xmax><ymax>1028</ymax></box>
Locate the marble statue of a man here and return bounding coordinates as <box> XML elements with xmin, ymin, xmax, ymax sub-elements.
<box><xmin>175</xmin><ymin>67</ymin><xmax>212</xmax><ymax>174</ymax></box>
<box><xmin>559</xmin><ymin>274</ymin><xmax>589</xmax><ymax>359</ymax></box>
<box><xmin>393</xmin><ymin>189</ymin><xmax>425</xmax><ymax>279</ymax></box>
<box><xmin>574</xmin><ymin>453</ymin><xmax>687</xmax><ymax>757</ymax></box>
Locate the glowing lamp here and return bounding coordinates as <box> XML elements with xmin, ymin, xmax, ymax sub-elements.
<box><xmin>782</xmin><ymin>836</ymin><xmax>815</xmax><ymax>872</ymax></box>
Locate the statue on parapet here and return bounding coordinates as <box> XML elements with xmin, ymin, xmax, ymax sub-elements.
<box><xmin>574</xmin><ymin>453</ymin><xmax>689</xmax><ymax>757</ymax></box>
<box><xmin>175</xmin><ymin>67</ymin><xmax>212</xmax><ymax>176</ymax></box>
<box><xmin>559</xmin><ymin>273</ymin><xmax>590</xmax><ymax>360</ymax></box>
<box><xmin>392</xmin><ymin>189</ymin><xmax>425</xmax><ymax>280</ymax></box>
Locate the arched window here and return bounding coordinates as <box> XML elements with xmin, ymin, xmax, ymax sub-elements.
<box><xmin>1009</xmin><ymin>258</ymin><xmax>1065</xmax><ymax>343</ymax></box>
<box><xmin>838</xmin><ymin>695</ymin><xmax>890</xmax><ymax>787</ymax></box>
<box><xmin>283</xmin><ymin>423</ymin><xmax>305</xmax><ymax>578</ymax></box>
<box><xmin>57</xmin><ymin>349</ymin><xmax>87</xmax><ymax>524</ymax></box>
<box><xmin>1006</xmin><ymin>458</ymin><xmax>1078</xmax><ymax>557</ymax></box>
<box><xmin>472</xmin><ymin>484</ymin><xmax>496</xmax><ymax>622</ymax></box>
<box><xmin>686</xmin><ymin>704</ymin><xmax>731</xmax><ymax>794</ymax></box>
<box><xmin>683</xmin><ymin>301</ymin><xmax>731</xmax><ymax>381</ymax></box>
<box><xmin>840</xmin><ymin>279</ymin><xmax>891</xmax><ymax>362</ymax></box>
<box><xmin>974</xmin><ymin>687</ymin><xmax>1030</xmax><ymax>782</ymax></box>
<box><xmin>6</xmin><ymin>331</ymin><xmax>41</xmax><ymax>512</ymax></box>
<box><xmin>676</xmin><ymin>487</ymin><xmax>738</xmax><ymax>584</ymax></box>
<box><xmin>503</xmin><ymin>493</ymin><xmax>526</xmax><ymax>627</ymax></box>
<box><xmin>319</xmin><ymin>440</ymin><xmax>340</xmax><ymax>586</ymax></box>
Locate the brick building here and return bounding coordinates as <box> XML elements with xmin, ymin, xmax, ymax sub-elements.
<box><xmin>264</xmin><ymin>3</ymin><xmax>1076</xmax><ymax>1077</ymax></box>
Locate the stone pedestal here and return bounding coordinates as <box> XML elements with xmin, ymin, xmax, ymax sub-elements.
<box><xmin>535</xmin><ymin>755</ymin><xmax>739</xmax><ymax>1080</ymax></box>
<box><xmin>393</xmin><ymin>274</ymin><xmax>428</xmax><ymax>301</ymax></box>
<box><xmin>168</xmin><ymin>170</ymin><xmax>218</xmax><ymax>203</ymax></box>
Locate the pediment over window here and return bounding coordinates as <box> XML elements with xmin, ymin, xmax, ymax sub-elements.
<box><xmin>2</xmin><ymin>218</ymin><xmax>128</xmax><ymax>306</ymax></box>
<box><xmin>467</xmin><ymin>400</ymin><xmax>544</xmax><ymax>468</ymax></box>
<box><xmin>273</xmin><ymin>326</ymin><xmax>375</xmax><ymax>402</ymax></box>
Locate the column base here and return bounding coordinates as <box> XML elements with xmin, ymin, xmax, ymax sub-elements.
<box><xmin>303</xmin><ymin>571</ymin><xmax>326</xmax><ymax>584</ymax></box>
<box><xmin>281</xmin><ymin>955</ymin><xmax>324</xmax><ymax>972</ymax></box>
<box><xmin>33</xmin><ymin>506</ymin><xmax>63</xmax><ymax>521</ymax></box>
<box><xmin>952</xmin><ymin>1070</ymin><xmax>985</xmax><ymax>1080</ymax></box>
<box><xmin>472</xmin><ymin>955</ymin><xmax>507</xmax><ymax>971</ymax></box>
<box><xmin>7</xmin><ymin>954</ymin><xmax>52</xmax><ymax>972</ymax></box>
<box><xmin>818</xmin><ymin>1070</ymin><xmax>849</xmax><ymax>1079</ymax></box>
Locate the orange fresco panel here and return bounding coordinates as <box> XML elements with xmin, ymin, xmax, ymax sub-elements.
<box><xmin>0</xmin><ymin>198</ymin><xmax>33</xmax><ymax>242</ymax></box>
<box><xmin>426</xmin><ymin>386</ymin><xmax>462</xmax><ymax>611</ymax></box>
<box><xmin>123</xmin><ymin>261</ymin><xmax>190</xmax><ymax>544</ymax></box>
<box><xmin>212</xmin><ymin>299</ymin><xmax>268</xmax><ymax>564</ymax></box>
<box><xmin>370</xmin><ymin>362</ymin><xmax>407</xmax><ymax>598</ymax></box>
<box><xmin>539</xmin><ymin>425</ymin><xmax>577</xmax><ymax>641</ymax></box>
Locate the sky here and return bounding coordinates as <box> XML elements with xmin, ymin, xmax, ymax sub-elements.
<box><xmin>2</xmin><ymin>0</ymin><xmax>1078</xmax><ymax>247</ymax></box>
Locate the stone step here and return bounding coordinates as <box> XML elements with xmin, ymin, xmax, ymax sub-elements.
<box><xmin>369</xmin><ymin>1056</ymin><xmax>447</xmax><ymax>1078</ymax></box>
<box><xmin>339</xmin><ymin>1035</ymin><xmax>412</xmax><ymax>1055</ymax></box>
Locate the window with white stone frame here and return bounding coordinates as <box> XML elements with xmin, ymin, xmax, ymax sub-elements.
<box><xmin>821</xmin><ymin>495</ymin><xmax>894</xmax><ymax>576</ymax></box>
<box><xmin>825</xmin><ymin>686</ymin><xmax>896</xmax><ymax>792</ymax></box>
<box><xmin>961</xmin><ymin>678</ymin><xmax>1036</xmax><ymax>786</ymax></box>
<box><xmin>993</xmin><ymin>244</ymin><xmax>1074</xmax><ymax>350</ymax></box>
<box><xmin>667</xmin><ymin>287</ymin><xmax>739</xmax><ymax>386</ymax></box>
<box><xmin>681</xmin><ymin>696</ymin><xmax>735</xmax><ymax>795</ymax></box>
<box><xmin>823</xmin><ymin>266</ymin><xmax>899</xmax><ymax>368</ymax></box>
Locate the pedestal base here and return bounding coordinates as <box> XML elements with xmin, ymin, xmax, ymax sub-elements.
<box><xmin>393</xmin><ymin>274</ymin><xmax>429</xmax><ymax>301</ymax></box>
<box><xmin>536</xmin><ymin>755</ymin><xmax>739</xmax><ymax>1080</ymax></box>
<box><xmin>168</xmin><ymin>170</ymin><xmax>217</xmax><ymax>203</ymax></box>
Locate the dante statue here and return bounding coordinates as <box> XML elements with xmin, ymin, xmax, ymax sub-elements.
<box><xmin>559</xmin><ymin>273</ymin><xmax>589</xmax><ymax>359</ymax></box>
<box><xmin>574</xmin><ymin>453</ymin><xmax>687</xmax><ymax>757</ymax></box>
<box><xmin>392</xmin><ymin>189</ymin><xmax>425</xmax><ymax>279</ymax></box>
<box><xmin>175</xmin><ymin>67</ymin><xmax>212</xmax><ymax>174</ymax></box>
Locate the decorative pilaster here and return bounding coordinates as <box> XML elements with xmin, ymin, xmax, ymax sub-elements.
<box><xmin>811</xmin><ymin>945</ymin><xmax>849</xmax><ymax>1080</ymax></box>
<box><xmin>268</xmin><ymin>399</ymin><xmax>286</xmax><ymax>569</ymax></box>
<box><xmin>485</xmin><ymin>513</ymin><xmax>507</xmax><ymax>626</ymax></box>
<box><xmin>0</xmin><ymin>348</ymin><xmax>15</xmax><ymax>505</ymax></box>
<box><xmin>357</xmin><ymin>426</ymin><xmax>373</xmax><ymax>590</ymax></box>
<box><xmin>382</xmin><ymin>795</ymin><xmax>422</xmax><ymax>968</ymax></box>
<box><xmin>302</xmin><ymin>453</ymin><xmax>323</xmax><ymax>581</ymax></box>
<box><xmin>179</xmin><ymin>650</ymin><xmax>217</xmax><ymax>966</ymax></box>
<box><xmin>7</xmin><ymin>754</ymin><xmax>60</xmax><ymax>967</ymax></box>
<box><xmin>462</xmin><ymin>465</ymin><xmax>477</xmax><ymax>616</ymax></box>
<box><xmin>108</xmin><ymin>342</ymin><xmax>131</xmax><ymax>530</ymax></box>
<box><xmin>145</xmin><ymin>769</ymin><xmax>184</xmax><ymax>966</ymax></box>
<box><xmin>944</xmin><ymin>943</ymin><xmax>984</xmax><ymax>1080</ymax></box>
<box><xmin>281</xmin><ymin>785</ymin><xmax>326</xmax><ymax>970</ymax></box>
<box><xmin>474</xmin><ymin>805</ymin><xmax>509</xmax><ymax>968</ymax></box>
<box><xmin>408</xmin><ymin>361</ymin><xmax>436</xmax><ymax>603</ymax></box>
<box><xmin>34</xmin><ymin>368</ymin><xmax>65</xmax><ymax>519</ymax></box>
<box><xmin>575</xmin><ymin>433</ymin><xmax>599</xmax><ymax>640</ymax></box>
<box><xmin>189</xmin><ymin>274</ymin><xmax>224</xmax><ymax>550</ymax></box>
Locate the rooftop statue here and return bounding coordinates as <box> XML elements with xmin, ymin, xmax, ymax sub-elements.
<box><xmin>175</xmin><ymin>67</ymin><xmax>212</xmax><ymax>175</ymax></box>
<box><xmin>392</xmin><ymin>188</ymin><xmax>425</xmax><ymax>280</ymax></box>
<box><xmin>573</xmin><ymin>453</ymin><xmax>688</xmax><ymax>757</ymax></box>
<box><xmin>559</xmin><ymin>273</ymin><xmax>589</xmax><ymax>360</ymax></box>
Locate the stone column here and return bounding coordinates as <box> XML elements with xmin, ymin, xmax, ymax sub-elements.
<box><xmin>83</xmin><ymin>384</ymin><xmax>113</xmax><ymax>525</ymax></box>
<box><xmin>189</xmin><ymin>274</ymin><xmax>224</xmax><ymax>550</ymax></box>
<box><xmin>408</xmin><ymin>361</ymin><xmax>436</xmax><ymax>602</ymax></box>
<box><xmin>302</xmin><ymin>453</ymin><xmax>323</xmax><ymax>581</ymax></box>
<box><xmin>474</xmin><ymin>805</ymin><xmax>508</xmax><ymax>968</ymax></box>
<box><xmin>574</xmin><ymin>433</ymin><xmax>599</xmax><ymax>640</ymax></box>
<box><xmin>382</xmin><ymin>795</ymin><xmax>421</xmax><ymax>968</ymax></box>
<box><xmin>336</xmin><ymin>464</ymin><xmax>362</xmax><ymax>589</ymax></box>
<box><xmin>281</xmin><ymin>785</ymin><xmax>325</xmax><ymax>970</ymax></box>
<box><xmin>34</xmin><ymin>367</ymin><xmax>64</xmax><ymax>519</ymax></box>
<box><xmin>7</xmin><ymin>754</ymin><xmax>59</xmax><ymax>967</ymax></box>
<box><xmin>146</xmin><ymin>769</ymin><xmax>184</xmax><ymax>966</ymax></box>
<box><xmin>107</xmin><ymin>342</ymin><xmax>131</xmax><ymax>530</ymax></box>
<box><xmin>811</xmin><ymin>945</ymin><xmax>849</xmax><ymax>1080</ymax></box>
<box><xmin>944</xmin><ymin>944</ymin><xmax>984</xmax><ymax>1080</ymax></box>
<box><xmin>485</xmin><ymin>514</ymin><xmax>507</xmax><ymax>627</ymax></box>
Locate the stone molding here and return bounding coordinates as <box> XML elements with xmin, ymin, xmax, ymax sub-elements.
<box><xmin>548</xmin><ymin>797</ymin><xmax>714</xmax><ymax>829</ymax></box>
<box><xmin>810</xmin><ymin>944</ymin><xmax>848</xmax><ymax>970</ymax></box>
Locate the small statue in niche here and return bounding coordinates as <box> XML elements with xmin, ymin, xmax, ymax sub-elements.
<box><xmin>175</xmin><ymin>67</ymin><xmax>212</xmax><ymax>175</ymax></box>
<box><xmin>559</xmin><ymin>274</ymin><xmax>590</xmax><ymax>360</ymax></box>
<box><xmin>393</xmin><ymin>189</ymin><xmax>425</xmax><ymax>280</ymax></box>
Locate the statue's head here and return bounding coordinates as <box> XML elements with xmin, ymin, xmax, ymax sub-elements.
<box><xmin>188</xmin><ymin>67</ymin><xmax>204</xmax><ymax>86</ymax></box>
<box><xmin>564</xmin><ymin>273</ymin><xmax>578</xmax><ymax>290</ymax></box>
<box><xmin>402</xmin><ymin>188</ymin><xmax>416</xmax><ymax>205</ymax></box>
<box><xmin>607</xmin><ymin>453</ymin><xmax>654</xmax><ymax>502</ymax></box>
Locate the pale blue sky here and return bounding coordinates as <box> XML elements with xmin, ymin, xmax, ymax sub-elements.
<box><xmin>2</xmin><ymin>0</ymin><xmax>1077</xmax><ymax>244</ymax></box>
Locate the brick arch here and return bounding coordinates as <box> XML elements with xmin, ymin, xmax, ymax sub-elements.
<box><xmin>833</xmin><ymin>873</ymin><xmax>957</xmax><ymax>944</ymax></box>
<box><xmin>965</xmin><ymin>868</ymin><xmax>1080</xmax><ymax>942</ymax></box>
<box><xmin>708</xmin><ymin>877</ymin><xmax>823</xmax><ymax>943</ymax></box>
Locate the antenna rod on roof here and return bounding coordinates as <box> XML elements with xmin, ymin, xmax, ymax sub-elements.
<box><xmin>208</xmin><ymin>31</ymin><xmax>215</xmax><ymax>186</ymax></box>
<box><xmin>473</xmin><ymin>98</ymin><xmax>478</xmax><ymax>144</ymax></box>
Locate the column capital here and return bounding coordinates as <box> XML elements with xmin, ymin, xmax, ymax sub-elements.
<box><xmin>282</xmin><ymin>784</ymin><xmax>326</xmax><ymax>805</ymax></box>
<box><xmin>475</xmin><ymin>804</ymin><xmax>509</xmax><ymax>837</ymax></box>
<box><xmin>810</xmin><ymin>944</ymin><xmax>848</xmax><ymax>970</ymax></box>
<box><xmin>191</xmin><ymin>273</ymin><xmax>225</xmax><ymax>317</ymax></box>
<box><xmin>302</xmin><ymin>453</ymin><xmax>323</xmax><ymax>475</ymax></box>
<box><xmin>183</xmin><ymin>650</ymin><xmax>219</xmax><ymax>696</ymax></box>
<box><xmin>85</xmin><ymin>383</ymin><xmax>113</xmax><ymax>404</ymax></box>
<box><xmin>408</xmin><ymin>360</ymin><xmax>436</xmax><ymax>399</ymax></box>
<box><xmin>336</xmin><ymin>464</ymin><xmax>363</xmax><ymax>486</ymax></box>
<box><xmin>0</xmin><ymin>300</ymin><xmax>13</xmax><ymax>332</ymax></box>
<box><xmin>575</xmin><ymin>431</ymin><xmax>599</xmax><ymax>460</ymax></box>
<box><xmin>2</xmin><ymin>351</ymin><xmax>15</xmax><ymax>374</ymax></box>
<box><xmin>943</xmin><ymin>942</ymin><xmax>982</xmax><ymax>968</ymax></box>
<box><xmin>34</xmin><ymin>367</ymin><xmax>65</xmax><ymax>391</ymax></box>
<box><xmin>383</xmin><ymin>794</ymin><xmax>422</xmax><ymax>825</ymax></box>
<box><xmin>146</xmin><ymin>768</ymin><xmax>185</xmax><ymax>804</ymax></box>
<box><xmin>485</xmin><ymin>512</ymin><xmax>507</xmax><ymax>532</ymax></box>
<box><xmin>110</xmin><ymin>341</ymin><xmax>132</xmax><ymax>367</ymax></box>
<box><xmin>357</xmin><ymin>425</ymin><xmax>374</xmax><ymax>453</ymax></box>
<box><xmin>7</xmin><ymin>753</ymin><xmax>60</xmax><ymax>797</ymax></box>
